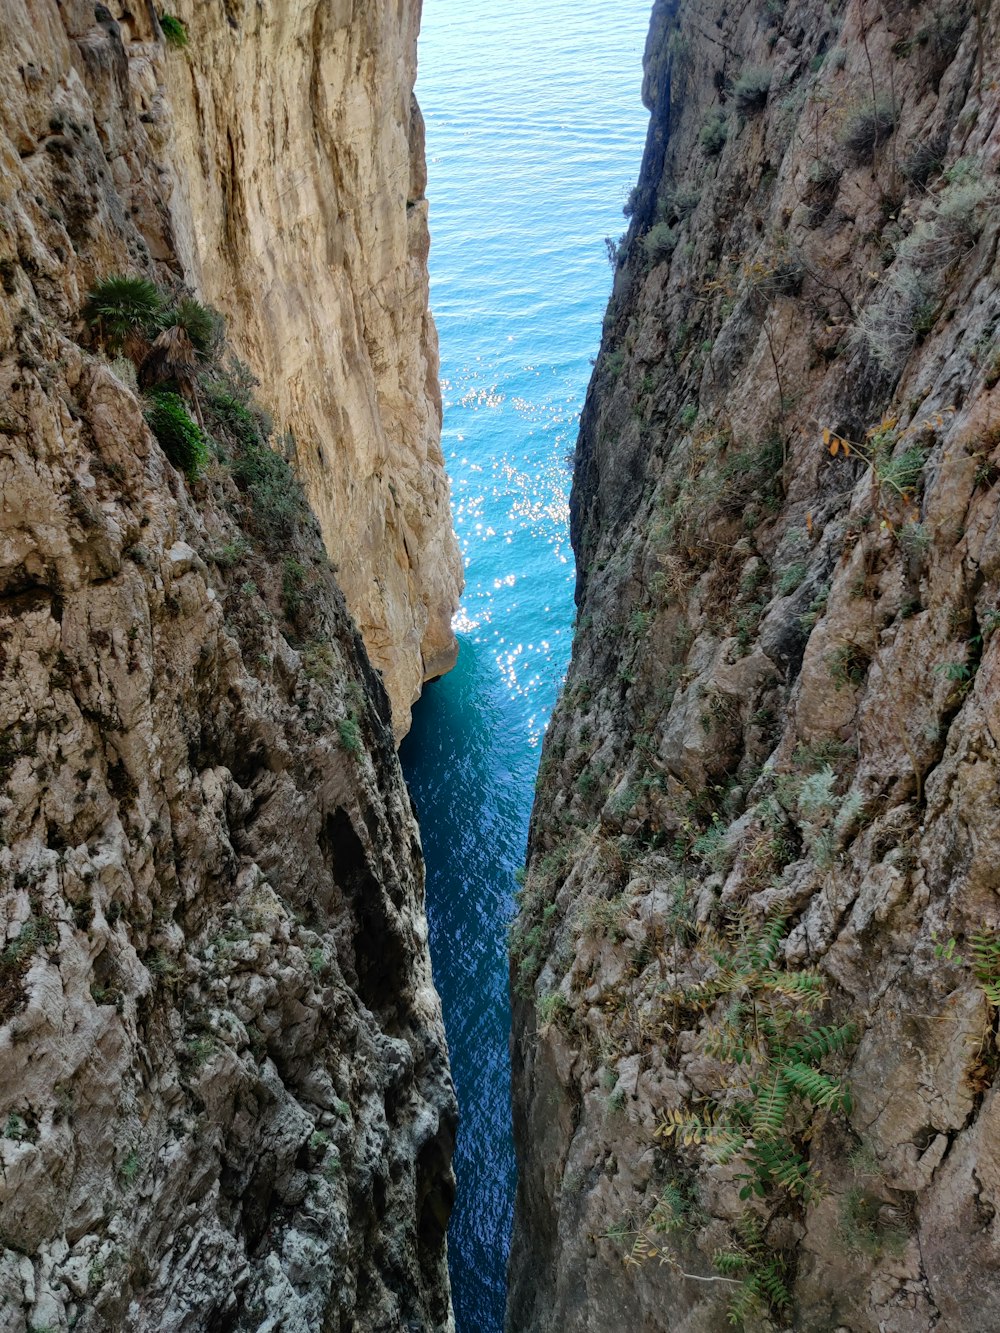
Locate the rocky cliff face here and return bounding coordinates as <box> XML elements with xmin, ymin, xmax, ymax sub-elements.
<box><xmin>510</xmin><ymin>0</ymin><xmax>1000</xmax><ymax>1328</ymax></box>
<box><xmin>148</xmin><ymin>0</ymin><xmax>463</xmax><ymax>738</ymax></box>
<box><xmin>0</xmin><ymin>4</ymin><xmax>455</xmax><ymax>1331</ymax></box>
<box><xmin>89</xmin><ymin>0</ymin><xmax>460</xmax><ymax>737</ymax></box>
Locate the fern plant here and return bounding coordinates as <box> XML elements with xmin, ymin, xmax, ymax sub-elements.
<box><xmin>932</xmin><ymin>928</ymin><xmax>1000</xmax><ymax>1006</ymax></box>
<box><xmin>627</xmin><ymin>1178</ymin><xmax>704</xmax><ymax>1266</ymax></box>
<box><xmin>713</xmin><ymin>1212</ymin><xmax>792</xmax><ymax>1325</ymax></box>
<box><xmin>657</xmin><ymin>913</ymin><xmax>855</xmax><ymax>1203</ymax></box>
<box><xmin>968</xmin><ymin>931</ymin><xmax>1000</xmax><ymax>1005</ymax></box>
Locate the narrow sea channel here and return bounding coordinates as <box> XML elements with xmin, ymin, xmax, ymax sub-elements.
<box><xmin>400</xmin><ymin>5</ymin><xmax>653</xmax><ymax>1328</ymax></box>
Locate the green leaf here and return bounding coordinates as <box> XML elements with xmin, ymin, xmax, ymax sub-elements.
<box><xmin>751</xmin><ymin>1071</ymin><xmax>790</xmax><ymax>1137</ymax></box>
<box><xmin>713</xmin><ymin>1249</ymin><xmax>747</xmax><ymax>1275</ymax></box>
<box><xmin>746</xmin><ymin>1138</ymin><xmax>814</xmax><ymax>1197</ymax></box>
<box><xmin>782</xmin><ymin>1022</ymin><xmax>857</xmax><ymax>1063</ymax></box>
<box><xmin>781</xmin><ymin>1061</ymin><xmax>849</xmax><ymax>1109</ymax></box>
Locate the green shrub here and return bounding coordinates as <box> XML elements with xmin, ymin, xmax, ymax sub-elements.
<box><xmin>661</xmin><ymin>185</ymin><xmax>701</xmax><ymax>220</ymax></box>
<box><xmin>120</xmin><ymin>1151</ymin><xmax>141</xmax><ymax>1184</ymax></box>
<box><xmin>878</xmin><ymin>445</ymin><xmax>926</xmax><ymax>496</ymax></box>
<box><xmin>83</xmin><ymin>275</ymin><xmax>163</xmax><ymax>354</ymax></box>
<box><xmin>302</xmin><ymin>639</ymin><xmax>337</xmax><ymax>683</ymax></box>
<box><xmin>204</xmin><ymin>383</ymin><xmax>261</xmax><ymax>448</ymax></box>
<box><xmin>733</xmin><ymin>66</ymin><xmax>772</xmax><ymax>114</ymax></box>
<box><xmin>808</xmin><ymin>157</ymin><xmax>840</xmax><ymax>189</ymax></box>
<box><xmin>642</xmin><ymin>221</ymin><xmax>677</xmax><ymax>265</ymax></box>
<box><xmin>211</xmin><ymin>538</ymin><xmax>251</xmax><ymax>568</ymax></box>
<box><xmin>691</xmin><ymin>815</ymin><xmax>733</xmax><ymax>872</ymax></box>
<box><xmin>281</xmin><ymin>556</ymin><xmax>306</xmax><ymax>619</ymax></box>
<box><xmin>159</xmin><ymin>13</ymin><xmax>189</xmax><ymax>47</ymax></box>
<box><xmin>184</xmin><ymin>1035</ymin><xmax>215</xmax><ymax>1066</ymax></box>
<box><xmin>778</xmin><ymin>561</ymin><xmax>807</xmax><ymax>594</ymax></box>
<box><xmin>699</xmin><ymin>110</ymin><xmax>727</xmax><ymax>156</ymax></box>
<box><xmin>205</xmin><ymin>379</ymin><xmax>305</xmax><ymax>539</ymax></box>
<box><xmin>899</xmin><ymin>178</ymin><xmax>994</xmax><ymax>270</ymax></box>
<box><xmin>242</xmin><ymin>442</ymin><xmax>303</xmax><ymax>539</ymax></box>
<box><xmin>3</xmin><ymin>1112</ymin><xmax>30</xmax><ymax>1141</ymax></box>
<box><xmin>857</xmin><ymin>176</ymin><xmax>992</xmax><ymax>372</ymax></box>
<box><xmin>2</xmin><ymin>914</ymin><xmax>56</xmax><ymax>970</ymax></box>
<box><xmin>337</xmin><ymin>715</ymin><xmax>361</xmax><ymax>755</ymax></box>
<box><xmin>536</xmin><ymin>990</ymin><xmax>570</xmax><ymax>1029</ymax></box>
<box><xmin>144</xmin><ymin>390</ymin><xmax>208</xmax><ymax>480</ymax></box>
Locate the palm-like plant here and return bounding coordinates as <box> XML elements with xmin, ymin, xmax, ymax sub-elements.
<box><xmin>161</xmin><ymin>296</ymin><xmax>224</xmax><ymax>360</ymax></box>
<box><xmin>82</xmin><ymin>275</ymin><xmax>163</xmax><ymax>356</ymax></box>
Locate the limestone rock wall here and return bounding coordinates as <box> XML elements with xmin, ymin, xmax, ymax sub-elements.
<box><xmin>0</xmin><ymin>4</ymin><xmax>455</xmax><ymax>1330</ymax></box>
<box><xmin>140</xmin><ymin>0</ymin><xmax>462</xmax><ymax>738</ymax></box>
<box><xmin>509</xmin><ymin>0</ymin><xmax>1000</xmax><ymax>1328</ymax></box>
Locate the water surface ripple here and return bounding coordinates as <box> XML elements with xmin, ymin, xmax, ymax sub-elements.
<box><xmin>401</xmin><ymin>5</ymin><xmax>652</xmax><ymax>1328</ymax></box>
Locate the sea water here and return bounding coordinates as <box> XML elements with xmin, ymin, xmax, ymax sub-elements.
<box><xmin>400</xmin><ymin>4</ymin><xmax>652</xmax><ymax>1328</ymax></box>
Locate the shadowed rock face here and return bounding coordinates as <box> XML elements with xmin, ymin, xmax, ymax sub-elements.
<box><xmin>0</xmin><ymin>4</ymin><xmax>455</xmax><ymax>1330</ymax></box>
<box><xmin>509</xmin><ymin>1</ymin><xmax>1000</xmax><ymax>1329</ymax></box>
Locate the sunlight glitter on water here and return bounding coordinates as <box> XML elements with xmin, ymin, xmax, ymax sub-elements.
<box><xmin>401</xmin><ymin>2</ymin><xmax>653</xmax><ymax>1329</ymax></box>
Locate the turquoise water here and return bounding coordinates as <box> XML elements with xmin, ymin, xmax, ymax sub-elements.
<box><xmin>400</xmin><ymin>4</ymin><xmax>652</xmax><ymax>1328</ymax></box>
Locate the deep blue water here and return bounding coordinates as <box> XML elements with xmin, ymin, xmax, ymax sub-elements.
<box><xmin>400</xmin><ymin>5</ymin><xmax>652</xmax><ymax>1328</ymax></box>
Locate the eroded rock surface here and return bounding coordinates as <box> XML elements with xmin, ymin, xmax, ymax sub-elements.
<box><xmin>0</xmin><ymin>4</ymin><xmax>455</xmax><ymax>1330</ymax></box>
<box><xmin>510</xmin><ymin>1</ymin><xmax>1000</xmax><ymax>1329</ymax></box>
<box><xmin>146</xmin><ymin>0</ymin><xmax>463</xmax><ymax>736</ymax></box>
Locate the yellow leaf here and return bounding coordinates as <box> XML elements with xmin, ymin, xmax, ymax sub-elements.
<box><xmin>830</xmin><ymin>439</ymin><xmax>839</xmax><ymax>455</ymax></box>
<box><xmin>842</xmin><ymin>441</ymin><xmax>851</xmax><ymax>456</ymax></box>
<box><xmin>822</xmin><ymin>426</ymin><xmax>831</xmax><ymax>445</ymax></box>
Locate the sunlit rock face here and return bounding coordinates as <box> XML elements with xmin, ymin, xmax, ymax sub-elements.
<box><xmin>0</xmin><ymin>3</ymin><xmax>456</xmax><ymax>1329</ymax></box>
<box><xmin>134</xmin><ymin>0</ymin><xmax>462</xmax><ymax>737</ymax></box>
<box><xmin>508</xmin><ymin>0</ymin><xmax>1000</xmax><ymax>1328</ymax></box>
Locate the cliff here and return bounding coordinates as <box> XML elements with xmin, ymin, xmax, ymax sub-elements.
<box><xmin>148</xmin><ymin>0</ymin><xmax>463</xmax><ymax>738</ymax></box>
<box><xmin>510</xmin><ymin>0</ymin><xmax>1000</xmax><ymax>1329</ymax></box>
<box><xmin>65</xmin><ymin>0</ymin><xmax>464</xmax><ymax>739</ymax></box>
<box><xmin>0</xmin><ymin>4</ymin><xmax>455</xmax><ymax>1330</ymax></box>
